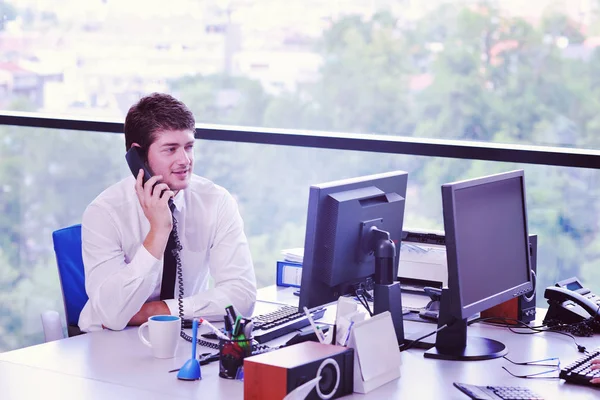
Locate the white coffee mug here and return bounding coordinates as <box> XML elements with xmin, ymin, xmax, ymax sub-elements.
<box><xmin>138</xmin><ymin>315</ymin><xmax>181</xmax><ymax>359</ymax></box>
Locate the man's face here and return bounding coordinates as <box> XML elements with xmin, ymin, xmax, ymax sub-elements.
<box><xmin>146</xmin><ymin>129</ymin><xmax>195</xmax><ymax>192</ymax></box>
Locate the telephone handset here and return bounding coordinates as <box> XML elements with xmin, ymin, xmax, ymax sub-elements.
<box><xmin>125</xmin><ymin>147</ymin><xmax>174</xmax><ymax>208</ymax></box>
<box><xmin>543</xmin><ymin>277</ymin><xmax>600</xmax><ymax>327</ymax></box>
<box><xmin>125</xmin><ymin>146</ymin><xmax>153</xmax><ymax>185</ymax></box>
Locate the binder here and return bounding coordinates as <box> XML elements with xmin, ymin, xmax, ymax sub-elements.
<box><xmin>276</xmin><ymin>260</ymin><xmax>302</xmax><ymax>287</ymax></box>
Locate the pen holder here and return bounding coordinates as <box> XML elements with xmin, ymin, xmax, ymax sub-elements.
<box><xmin>218</xmin><ymin>337</ymin><xmax>253</xmax><ymax>380</ymax></box>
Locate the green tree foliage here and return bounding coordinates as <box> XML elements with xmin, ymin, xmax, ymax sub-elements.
<box><xmin>171</xmin><ymin>5</ymin><xmax>600</xmax><ymax>302</ymax></box>
<box><xmin>0</xmin><ymin>109</ymin><xmax>125</xmax><ymax>350</ymax></box>
<box><xmin>303</xmin><ymin>11</ymin><xmax>413</xmax><ymax>136</ymax></box>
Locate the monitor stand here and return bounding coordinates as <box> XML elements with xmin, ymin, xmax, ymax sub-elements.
<box><xmin>374</xmin><ymin>281</ymin><xmax>404</xmax><ymax>344</ymax></box>
<box><xmin>371</xmin><ymin>233</ymin><xmax>404</xmax><ymax>345</ymax></box>
<box><xmin>423</xmin><ymin>288</ymin><xmax>508</xmax><ymax>361</ymax></box>
<box><xmin>424</xmin><ymin>335</ymin><xmax>507</xmax><ymax>361</ymax></box>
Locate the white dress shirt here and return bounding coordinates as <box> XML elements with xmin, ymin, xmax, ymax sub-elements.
<box><xmin>78</xmin><ymin>174</ymin><xmax>257</xmax><ymax>332</ymax></box>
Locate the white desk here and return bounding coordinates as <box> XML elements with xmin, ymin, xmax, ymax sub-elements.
<box><xmin>0</xmin><ymin>362</ymin><xmax>169</xmax><ymax>399</ymax></box>
<box><xmin>1</xmin><ymin>288</ymin><xmax>599</xmax><ymax>399</ymax></box>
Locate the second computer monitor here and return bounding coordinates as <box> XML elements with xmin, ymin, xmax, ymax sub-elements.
<box><xmin>425</xmin><ymin>169</ymin><xmax>533</xmax><ymax>361</ymax></box>
<box><xmin>299</xmin><ymin>171</ymin><xmax>408</xmax><ymax>310</ymax></box>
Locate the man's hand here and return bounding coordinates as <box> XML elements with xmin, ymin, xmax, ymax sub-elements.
<box><xmin>134</xmin><ymin>169</ymin><xmax>174</xmax><ymax>258</ymax></box>
<box><xmin>128</xmin><ymin>301</ymin><xmax>171</xmax><ymax>326</ymax></box>
<box><xmin>591</xmin><ymin>359</ymin><xmax>600</xmax><ymax>384</ymax></box>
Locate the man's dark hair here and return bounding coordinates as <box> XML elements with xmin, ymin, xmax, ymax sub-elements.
<box><xmin>124</xmin><ymin>93</ymin><xmax>196</xmax><ymax>158</ymax></box>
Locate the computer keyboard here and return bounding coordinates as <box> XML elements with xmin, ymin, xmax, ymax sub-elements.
<box><xmin>559</xmin><ymin>348</ymin><xmax>600</xmax><ymax>386</ymax></box>
<box><xmin>252</xmin><ymin>305</ymin><xmax>326</xmax><ymax>343</ymax></box>
<box><xmin>453</xmin><ymin>382</ymin><xmax>543</xmax><ymax>400</ymax></box>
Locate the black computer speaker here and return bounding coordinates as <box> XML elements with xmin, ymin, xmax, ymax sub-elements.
<box><xmin>244</xmin><ymin>342</ymin><xmax>354</xmax><ymax>400</ymax></box>
<box><xmin>518</xmin><ymin>234</ymin><xmax>537</xmax><ymax>323</ymax></box>
<box><xmin>481</xmin><ymin>234</ymin><xmax>537</xmax><ymax>323</ymax></box>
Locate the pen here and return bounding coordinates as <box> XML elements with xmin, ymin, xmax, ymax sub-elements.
<box><xmin>234</xmin><ymin>318</ymin><xmax>251</xmax><ymax>350</ymax></box>
<box><xmin>243</xmin><ymin>320</ymin><xmax>253</xmax><ymax>338</ymax></box>
<box><xmin>199</xmin><ymin>318</ymin><xmax>230</xmax><ymax>341</ymax></box>
<box><xmin>232</xmin><ymin>315</ymin><xmax>243</xmax><ymax>337</ymax></box>
<box><xmin>316</xmin><ymin>325</ymin><xmax>328</xmax><ymax>344</ymax></box>
<box><xmin>303</xmin><ymin>306</ymin><xmax>326</xmax><ymax>344</ymax></box>
<box><xmin>225</xmin><ymin>305</ymin><xmax>237</xmax><ymax>328</ymax></box>
<box><xmin>342</xmin><ymin>320</ymin><xmax>354</xmax><ymax>346</ymax></box>
<box><xmin>169</xmin><ymin>353</ymin><xmax>218</xmax><ymax>372</ymax></box>
<box><xmin>224</xmin><ymin>315</ymin><xmax>233</xmax><ymax>338</ymax></box>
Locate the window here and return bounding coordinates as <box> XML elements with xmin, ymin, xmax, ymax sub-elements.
<box><xmin>1</xmin><ymin>1</ymin><xmax>599</xmax><ymax>351</ymax></box>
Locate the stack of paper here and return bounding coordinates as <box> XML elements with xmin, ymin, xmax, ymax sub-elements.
<box><xmin>281</xmin><ymin>248</ymin><xmax>304</xmax><ymax>264</ymax></box>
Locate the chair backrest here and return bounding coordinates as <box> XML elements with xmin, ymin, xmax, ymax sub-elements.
<box><xmin>52</xmin><ymin>224</ymin><xmax>88</xmax><ymax>334</ymax></box>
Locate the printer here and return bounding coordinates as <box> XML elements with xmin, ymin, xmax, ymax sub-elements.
<box><xmin>397</xmin><ymin>228</ymin><xmax>448</xmax><ymax>290</ymax></box>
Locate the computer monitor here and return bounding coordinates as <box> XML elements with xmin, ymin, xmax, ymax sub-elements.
<box><xmin>298</xmin><ymin>171</ymin><xmax>408</xmax><ymax>311</ymax></box>
<box><xmin>425</xmin><ymin>169</ymin><xmax>534</xmax><ymax>361</ymax></box>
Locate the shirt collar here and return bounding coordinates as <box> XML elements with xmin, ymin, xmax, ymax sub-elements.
<box><xmin>171</xmin><ymin>189</ymin><xmax>185</xmax><ymax>213</ymax></box>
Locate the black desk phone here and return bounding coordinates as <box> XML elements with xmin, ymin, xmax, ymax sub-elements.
<box><xmin>543</xmin><ymin>277</ymin><xmax>600</xmax><ymax>326</ymax></box>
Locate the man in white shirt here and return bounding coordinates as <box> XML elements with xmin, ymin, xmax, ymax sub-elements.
<box><xmin>78</xmin><ymin>93</ymin><xmax>257</xmax><ymax>332</ymax></box>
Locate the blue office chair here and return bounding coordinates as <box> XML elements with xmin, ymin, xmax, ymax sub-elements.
<box><xmin>52</xmin><ymin>224</ymin><xmax>88</xmax><ymax>337</ymax></box>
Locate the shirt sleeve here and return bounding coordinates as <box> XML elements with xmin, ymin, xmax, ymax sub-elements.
<box><xmin>164</xmin><ymin>191</ymin><xmax>257</xmax><ymax>320</ymax></box>
<box><xmin>81</xmin><ymin>202</ymin><xmax>163</xmax><ymax>330</ymax></box>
